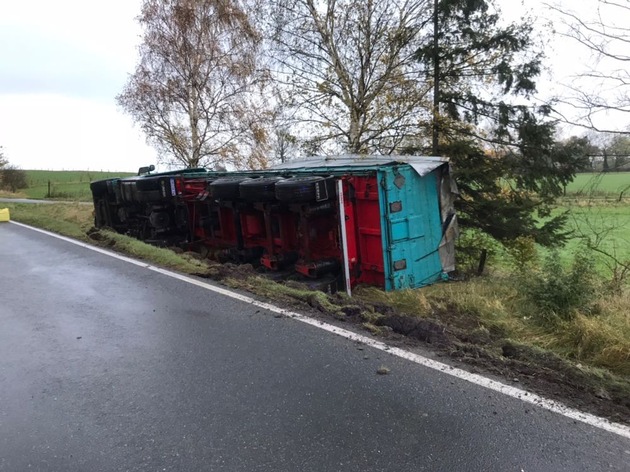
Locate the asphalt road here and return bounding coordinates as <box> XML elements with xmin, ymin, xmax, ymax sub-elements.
<box><xmin>0</xmin><ymin>223</ymin><xmax>628</xmax><ymax>472</ymax></box>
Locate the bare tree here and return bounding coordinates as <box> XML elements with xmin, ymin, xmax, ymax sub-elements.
<box><xmin>263</xmin><ymin>0</ymin><xmax>434</xmax><ymax>154</ymax></box>
<box><xmin>547</xmin><ymin>0</ymin><xmax>630</xmax><ymax>134</ymax></box>
<box><xmin>118</xmin><ymin>0</ymin><xmax>271</xmax><ymax>169</ymax></box>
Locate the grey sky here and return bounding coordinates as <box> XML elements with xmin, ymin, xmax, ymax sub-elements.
<box><xmin>0</xmin><ymin>0</ymin><xmax>151</xmax><ymax>171</ymax></box>
<box><xmin>0</xmin><ymin>25</ymin><xmax>124</xmax><ymax>99</ymax></box>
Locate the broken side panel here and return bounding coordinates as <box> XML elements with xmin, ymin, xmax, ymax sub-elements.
<box><xmin>437</xmin><ymin>166</ymin><xmax>459</xmax><ymax>274</ymax></box>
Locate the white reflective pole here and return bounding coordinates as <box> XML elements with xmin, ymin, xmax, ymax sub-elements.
<box><xmin>337</xmin><ymin>179</ymin><xmax>352</xmax><ymax>297</ymax></box>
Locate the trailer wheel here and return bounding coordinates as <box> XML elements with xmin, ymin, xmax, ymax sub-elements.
<box><xmin>210</xmin><ymin>177</ymin><xmax>252</xmax><ymax>200</ymax></box>
<box><xmin>239</xmin><ymin>177</ymin><xmax>284</xmax><ymax>202</ymax></box>
<box><xmin>275</xmin><ymin>176</ymin><xmax>336</xmax><ymax>203</ymax></box>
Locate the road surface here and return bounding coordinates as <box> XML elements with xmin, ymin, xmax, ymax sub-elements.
<box><xmin>0</xmin><ymin>222</ymin><xmax>628</xmax><ymax>471</ymax></box>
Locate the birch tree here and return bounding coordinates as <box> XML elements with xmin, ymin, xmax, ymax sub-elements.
<box><xmin>118</xmin><ymin>0</ymin><xmax>270</xmax><ymax>169</ymax></box>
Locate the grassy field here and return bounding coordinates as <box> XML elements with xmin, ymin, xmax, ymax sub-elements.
<box><xmin>562</xmin><ymin>202</ymin><xmax>630</xmax><ymax>268</ymax></box>
<box><xmin>22</xmin><ymin>170</ymin><xmax>134</xmax><ymax>200</ymax></box>
<box><xmin>565</xmin><ymin>172</ymin><xmax>630</xmax><ymax>198</ymax></box>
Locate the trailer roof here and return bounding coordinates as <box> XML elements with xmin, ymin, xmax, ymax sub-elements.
<box><xmin>272</xmin><ymin>155</ymin><xmax>448</xmax><ymax>177</ymax></box>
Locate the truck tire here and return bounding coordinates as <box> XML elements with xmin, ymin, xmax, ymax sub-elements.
<box><xmin>210</xmin><ymin>177</ymin><xmax>252</xmax><ymax>200</ymax></box>
<box><xmin>239</xmin><ymin>177</ymin><xmax>284</xmax><ymax>202</ymax></box>
<box><xmin>275</xmin><ymin>176</ymin><xmax>336</xmax><ymax>203</ymax></box>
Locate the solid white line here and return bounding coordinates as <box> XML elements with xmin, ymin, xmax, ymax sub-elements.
<box><xmin>9</xmin><ymin>220</ymin><xmax>630</xmax><ymax>440</ymax></box>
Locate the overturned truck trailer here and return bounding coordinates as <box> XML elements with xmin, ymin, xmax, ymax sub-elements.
<box><xmin>90</xmin><ymin>155</ymin><xmax>458</xmax><ymax>293</ymax></box>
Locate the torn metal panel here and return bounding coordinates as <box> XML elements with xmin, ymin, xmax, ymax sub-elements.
<box><xmin>437</xmin><ymin>166</ymin><xmax>459</xmax><ymax>273</ymax></box>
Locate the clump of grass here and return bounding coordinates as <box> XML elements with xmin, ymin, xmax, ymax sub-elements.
<box><xmin>550</xmin><ymin>305</ymin><xmax>630</xmax><ymax>376</ymax></box>
<box><xmin>363</xmin><ymin>322</ymin><xmax>384</xmax><ymax>336</ymax></box>
<box><xmin>354</xmin><ymin>285</ymin><xmax>432</xmax><ymax>317</ymax></box>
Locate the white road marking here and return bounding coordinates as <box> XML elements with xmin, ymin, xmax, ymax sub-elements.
<box><xmin>9</xmin><ymin>220</ymin><xmax>630</xmax><ymax>440</ymax></box>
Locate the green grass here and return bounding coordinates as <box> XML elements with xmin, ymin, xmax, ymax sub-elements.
<box><xmin>565</xmin><ymin>172</ymin><xmax>630</xmax><ymax>198</ymax></box>
<box><xmin>563</xmin><ymin>202</ymin><xmax>630</xmax><ymax>268</ymax></box>
<box><xmin>22</xmin><ymin>170</ymin><xmax>134</xmax><ymax>201</ymax></box>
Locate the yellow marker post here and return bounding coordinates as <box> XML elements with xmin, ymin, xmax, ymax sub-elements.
<box><xmin>0</xmin><ymin>208</ymin><xmax>10</xmax><ymax>222</ymax></box>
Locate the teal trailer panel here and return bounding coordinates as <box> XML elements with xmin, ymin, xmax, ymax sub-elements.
<box><xmin>378</xmin><ymin>166</ymin><xmax>445</xmax><ymax>291</ymax></box>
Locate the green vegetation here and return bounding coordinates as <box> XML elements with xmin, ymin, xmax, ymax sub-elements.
<box><xmin>23</xmin><ymin>170</ymin><xmax>134</xmax><ymax>201</ymax></box>
<box><xmin>356</xmin><ymin>249</ymin><xmax>630</xmax><ymax>377</ymax></box>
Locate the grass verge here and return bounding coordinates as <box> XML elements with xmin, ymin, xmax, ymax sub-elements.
<box><xmin>4</xmin><ymin>201</ymin><xmax>630</xmax><ymax>423</ymax></box>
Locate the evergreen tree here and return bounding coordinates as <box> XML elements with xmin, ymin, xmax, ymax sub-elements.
<box><xmin>415</xmin><ymin>0</ymin><xmax>578</xmax><ymax>248</ymax></box>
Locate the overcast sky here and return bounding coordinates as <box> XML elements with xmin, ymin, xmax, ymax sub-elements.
<box><xmin>0</xmin><ymin>0</ymin><xmax>152</xmax><ymax>171</ymax></box>
<box><xmin>0</xmin><ymin>0</ymin><xmax>626</xmax><ymax>171</ymax></box>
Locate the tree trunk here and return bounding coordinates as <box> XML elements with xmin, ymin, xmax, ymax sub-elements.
<box><xmin>477</xmin><ymin>249</ymin><xmax>488</xmax><ymax>276</ymax></box>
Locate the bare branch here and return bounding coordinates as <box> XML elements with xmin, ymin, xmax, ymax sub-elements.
<box><xmin>546</xmin><ymin>0</ymin><xmax>630</xmax><ymax>134</ymax></box>
<box><xmin>261</xmin><ymin>0</ymin><xmax>433</xmax><ymax>154</ymax></box>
